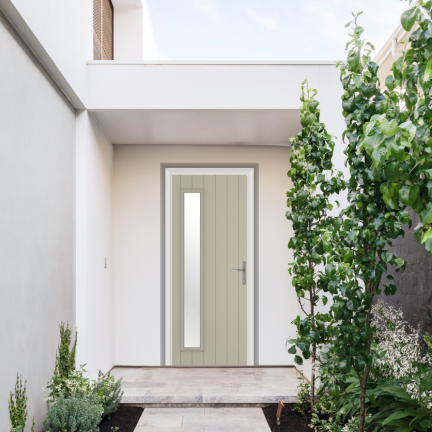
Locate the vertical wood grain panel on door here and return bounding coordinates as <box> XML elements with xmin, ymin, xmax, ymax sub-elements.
<box><xmin>203</xmin><ymin>175</ymin><xmax>216</xmax><ymax>365</ymax></box>
<box><xmin>215</xmin><ymin>175</ymin><xmax>228</xmax><ymax>365</ymax></box>
<box><xmin>192</xmin><ymin>175</ymin><xmax>204</xmax><ymax>366</ymax></box>
<box><xmin>227</xmin><ymin>176</ymin><xmax>239</xmax><ymax>365</ymax></box>
<box><xmin>239</xmin><ymin>175</ymin><xmax>248</xmax><ymax>365</ymax></box>
<box><xmin>172</xmin><ymin>175</ymin><xmax>181</xmax><ymax>366</ymax></box>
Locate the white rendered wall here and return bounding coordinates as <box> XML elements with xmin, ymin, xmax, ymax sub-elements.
<box><xmin>113</xmin><ymin>1</ymin><xmax>158</xmax><ymax>61</ymax></box>
<box><xmin>0</xmin><ymin>11</ymin><xmax>76</xmax><ymax>430</ymax></box>
<box><xmin>113</xmin><ymin>144</ymin><xmax>296</xmax><ymax>365</ymax></box>
<box><xmin>76</xmin><ymin>111</ymin><xmax>114</xmax><ymax>378</ymax></box>
<box><xmin>1</xmin><ymin>0</ymin><xmax>93</xmax><ymax>104</ymax></box>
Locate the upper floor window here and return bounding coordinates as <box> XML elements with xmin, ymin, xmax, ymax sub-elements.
<box><xmin>93</xmin><ymin>0</ymin><xmax>114</xmax><ymax>60</ymax></box>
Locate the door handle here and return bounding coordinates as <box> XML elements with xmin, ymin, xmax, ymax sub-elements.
<box><xmin>231</xmin><ymin>261</ymin><xmax>246</xmax><ymax>285</ymax></box>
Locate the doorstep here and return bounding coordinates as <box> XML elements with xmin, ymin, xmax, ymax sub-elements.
<box><xmin>110</xmin><ymin>366</ymin><xmax>299</xmax><ymax>405</ymax></box>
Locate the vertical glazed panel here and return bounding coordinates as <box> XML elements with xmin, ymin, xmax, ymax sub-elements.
<box><xmin>183</xmin><ymin>192</ymin><xmax>201</xmax><ymax>348</ymax></box>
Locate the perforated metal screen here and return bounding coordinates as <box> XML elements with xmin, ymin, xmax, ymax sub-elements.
<box><xmin>93</xmin><ymin>0</ymin><xmax>114</xmax><ymax>60</ymax></box>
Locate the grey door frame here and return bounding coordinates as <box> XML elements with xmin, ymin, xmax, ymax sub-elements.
<box><xmin>165</xmin><ymin>168</ymin><xmax>255</xmax><ymax>365</ymax></box>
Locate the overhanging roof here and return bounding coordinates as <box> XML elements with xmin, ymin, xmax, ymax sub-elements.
<box><xmin>86</xmin><ymin>61</ymin><xmax>341</xmax><ymax>145</ymax></box>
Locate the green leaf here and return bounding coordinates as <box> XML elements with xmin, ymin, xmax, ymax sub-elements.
<box><xmin>294</xmin><ymin>355</ymin><xmax>303</xmax><ymax>365</ymax></box>
<box><xmin>382</xmin><ymin>251</ymin><xmax>394</xmax><ymax>263</ymax></box>
<box><xmin>325</xmin><ymin>264</ymin><xmax>336</xmax><ymax>279</ymax></box>
<box><xmin>347</xmin><ymin>49</ymin><xmax>361</xmax><ymax>73</ymax></box>
<box><xmin>425</xmin><ymin>237</ymin><xmax>432</xmax><ymax>253</ymax></box>
<box><xmin>425</xmin><ymin>58</ymin><xmax>432</xmax><ymax>82</ymax></box>
<box><xmin>322</xmin><ymin>296</ymin><xmax>328</xmax><ymax>306</ymax></box>
<box><xmin>385</xmin><ymin>75</ymin><xmax>396</xmax><ymax>91</ymax></box>
<box><xmin>421</xmin><ymin>229</ymin><xmax>432</xmax><ymax>244</ymax></box>
<box><xmin>347</xmin><ymin>299</ymin><xmax>358</xmax><ymax>311</ymax></box>
<box><xmin>398</xmin><ymin>210</ymin><xmax>411</xmax><ymax>225</ymax></box>
<box><xmin>401</xmin><ymin>7</ymin><xmax>418</xmax><ymax>31</ymax></box>
<box><xmin>349</xmin><ymin>333</ymin><xmax>360</xmax><ymax>345</ymax></box>
<box><xmin>399</xmin><ymin>185</ymin><xmax>419</xmax><ymax>206</ymax></box>
<box><xmin>394</xmin><ymin>426</ymin><xmax>414</xmax><ymax>432</ymax></box>
<box><xmin>384</xmin><ymin>161</ymin><xmax>402</xmax><ymax>182</ymax></box>
<box><xmin>381</xmin><ymin>119</ymin><xmax>399</xmax><ymax>137</ymax></box>
<box><xmin>383</xmin><ymin>411</ymin><xmax>418</xmax><ymax>426</ymax></box>
<box><xmin>372</xmin><ymin>146</ymin><xmax>389</xmax><ymax>170</ymax></box>
<box><xmin>288</xmin><ymin>345</ymin><xmax>297</xmax><ymax>355</ymax></box>
<box><xmin>341</xmin><ymin>247</ymin><xmax>353</xmax><ymax>263</ymax></box>
<box><xmin>364</xmin><ymin>132</ymin><xmax>385</xmax><ymax>155</ymax></box>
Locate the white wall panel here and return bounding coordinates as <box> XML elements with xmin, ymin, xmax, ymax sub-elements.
<box><xmin>113</xmin><ymin>145</ymin><xmax>297</xmax><ymax>365</ymax></box>
<box><xmin>0</xmin><ymin>12</ymin><xmax>76</xmax><ymax>430</ymax></box>
<box><xmin>76</xmin><ymin>111</ymin><xmax>114</xmax><ymax>378</ymax></box>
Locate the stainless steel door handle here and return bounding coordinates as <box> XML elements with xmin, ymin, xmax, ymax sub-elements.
<box><xmin>231</xmin><ymin>261</ymin><xmax>246</xmax><ymax>285</ymax></box>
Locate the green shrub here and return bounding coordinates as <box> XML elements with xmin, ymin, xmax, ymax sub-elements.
<box><xmin>294</xmin><ymin>378</ymin><xmax>311</xmax><ymax>416</ymax></box>
<box><xmin>47</xmin><ymin>364</ymin><xmax>92</xmax><ymax>401</ymax></box>
<box><xmin>43</xmin><ymin>394</ymin><xmax>102</xmax><ymax>432</ymax></box>
<box><xmin>9</xmin><ymin>375</ymin><xmax>34</xmax><ymax>432</ymax></box>
<box><xmin>48</xmin><ymin>323</ymin><xmax>77</xmax><ymax>400</ymax></box>
<box><xmin>91</xmin><ymin>370</ymin><xmax>123</xmax><ymax>417</ymax></box>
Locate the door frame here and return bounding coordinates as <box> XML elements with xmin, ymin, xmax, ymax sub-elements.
<box><xmin>165</xmin><ymin>167</ymin><xmax>255</xmax><ymax>365</ymax></box>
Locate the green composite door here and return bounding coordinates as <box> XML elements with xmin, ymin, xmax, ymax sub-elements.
<box><xmin>172</xmin><ymin>175</ymin><xmax>248</xmax><ymax>365</ymax></box>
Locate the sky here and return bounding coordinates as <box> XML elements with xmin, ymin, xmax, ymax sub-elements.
<box><xmin>147</xmin><ymin>0</ymin><xmax>409</xmax><ymax>61</ymax></box>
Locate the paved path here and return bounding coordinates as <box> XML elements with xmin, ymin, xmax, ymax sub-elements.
<box><xmin>134</xmin><ymin>407</ymin><xmax>270</xmax><ymax>431</ymax></box>
<box><xmin>112</xmin><ymin>367</ymin><xmax>299</xmax><ymax>404</ymax></box>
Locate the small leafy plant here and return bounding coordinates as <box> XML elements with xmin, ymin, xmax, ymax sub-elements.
<box><xmin>91</xmin><ymin>370</ymin><xmax>123</xmax><ymax>418</ymax></box>
<box><xmin>294</xmin><ymin>377</ymin><xmax>311</xmax><ymax>416</ymax></box>
<box><xmin>9</xmin><ymin>375</ymin><xmax>34</xmax><ymax>432</ymax></box>
<box><xmin>47</xmin><ymin>322</ymin><xmax>77</xmax><ymax>400</ymax></box>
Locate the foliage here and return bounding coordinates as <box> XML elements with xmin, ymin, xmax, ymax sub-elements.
<box><xmin>91</xmin><ymin>370</ymin><xmax>123</xmax><ymax>418</ymax></box>
<box><xmin>47</xmin><ymin>364</ymin><xmax>92</xmax><ymax>401</ymax></box>
<box><xmin>9</xmin><ymin>375</ymin><xmax>33</xmax><ymax>432</ymax></box>
<box><xmin>371</xmin><ymin>300</ymin><xmax>432</xmax><ymax>387</ymax></box>
<box><xmin>315</xmin><ymin>303</ymin><xmax>432</xmax><ymax>432</ymax></box>
<box><xmin>294</xmin><ymin>377</ymin><xmax>312</xmax><ymax>416</ymax></box>
<box><xmin>317</xmin><ymin>11</ymin><xmax>410</xmax><ymax>432</ymax></box>
<box><xmin>424</xmin><ymin>334</ymin><xmax>432</xmax><ymax>350</ymax></box>
<box><xmin>310</xmin><ymin>391</ymin><xmax>345</xmax><ymax>432</ymax></box>
<box><xmin>43</xmin><ymin>393</ymin><xmax>102</xmax><ymax>432</ymax></box>
<box><xmin>378</xmin><ymin>0</ymin><xmax>432</xmax><ymax>256</ymax></box>
<box><xmin>48</xmin><ymin>322</ymin><xmax>77</xmax><ymax>400</ymax></box>
<box><xmin>287</xmin><ymin>79</ymin><xmax>346</xmax><ymax>409</ymax></box>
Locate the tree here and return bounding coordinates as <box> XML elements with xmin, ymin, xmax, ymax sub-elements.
<box><xmin>287</xmin><ymin>80</ymin><xmax>345</xmax><ymax>411</ymax></box>
<box><xmin>324</xmin><ymin>13</ymin><xmax>411</xmax><ymax>432</ymax></box>
<box><xmin>379</xmin><ymin>1</ymin><xmax>432</xmax><ymax>255</ymax></box>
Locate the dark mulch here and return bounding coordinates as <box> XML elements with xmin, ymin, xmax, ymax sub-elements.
<box><xmin>98</xmin><ymin>406</ymin><xmax>144</xmax><ymax>432</ymax></box>
<box><xmin>262</xmin><ymin>404</ymin><xmax>313</xmax><ymax>432</ymax></box>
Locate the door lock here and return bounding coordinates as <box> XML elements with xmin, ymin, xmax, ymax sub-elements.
<box><xmin>231</xmin><ymin>261</ymin><xmax>246</xmax><ymax>285</ymax></box>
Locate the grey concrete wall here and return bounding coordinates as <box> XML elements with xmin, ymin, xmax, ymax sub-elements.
<box><xmin>0</xmin><ymin>10</ymin><xmax>76</xmax><ymax>432</ymax></box>
<box><xmin>377</xmin><ymin>209</ymin><xmax>432</xmax><ymax>334</ymax></box>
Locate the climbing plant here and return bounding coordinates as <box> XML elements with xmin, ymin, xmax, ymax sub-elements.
<box><xmin>318</xmin><ymin>12</ymin><xmax>412</xmax><ymax>432</ymax></box>
<box><xmin>286</xmin><ymin>80</ymin><xmax>345</xmax><ymax>412</ymax></box>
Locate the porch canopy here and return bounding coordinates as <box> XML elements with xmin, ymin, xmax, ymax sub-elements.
<box><xmin>85</xmin><ymin>60</ymin><xmax>338</xmax><ymax>146</ymax></box>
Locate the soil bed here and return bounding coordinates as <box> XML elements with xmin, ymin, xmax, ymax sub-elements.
<box><xmin>99</xmin><ymin>405</ymin><xmax>144</xmax><ymax>432</ymax></box>
<box><xmin>262</xmin><ymin>404</ymin><xmax>313</xmax><ymax>432</ymax></box>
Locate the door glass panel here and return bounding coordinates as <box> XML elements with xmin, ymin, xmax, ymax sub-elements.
<box><xmin>184</xmin><ymin>193</ymin><xmax>201</xmax><ymax>348</ymax></box>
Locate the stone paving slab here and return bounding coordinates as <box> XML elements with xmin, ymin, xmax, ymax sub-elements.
<box><xmin>112</xmin><ymin>367</ymin><xmax>299</xmax><ymax>405</ymax></box>
<box><xmin>134</xmin><ymin>407</ymin><xmax>270</xmax><ymax>431</ymax></box>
